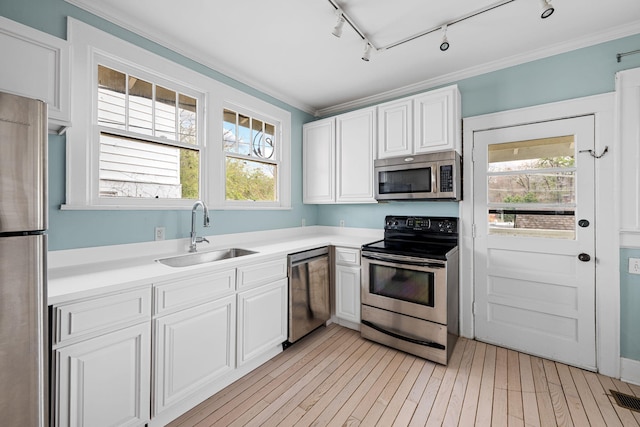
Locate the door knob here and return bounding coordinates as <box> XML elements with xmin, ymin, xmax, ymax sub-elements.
<box><xmin>578</xmin><ymin>253</ymin><xmax>591</xmax><ymax>262</ymax></box>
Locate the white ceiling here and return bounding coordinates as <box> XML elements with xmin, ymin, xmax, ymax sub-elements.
<box><xmin>66</xmin><ymin>0</ymin><xmax>640</xmax><ymax>116</ymax></box>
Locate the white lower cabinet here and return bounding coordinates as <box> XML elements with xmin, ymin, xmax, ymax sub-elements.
<box><xmin>52</xmin><ymin>257</ymin><xmax>289</xmax><ymax>427</ymax></box>
<box><xmin>153</xmin><ymin>294</ymin><xmax>235</xmax><ymax>416</ymax></box>
<box><xmin>237</xmin><ymin>278</ymin><xmax>288</xmax><ymax>366</ymax></box>
<box><xmin>335</xmin><ymin>265</ymin><xmax>361</xmax><ymax>324</ymax></box>
<box><xmin>51</xmin><ymin>286</ymin><xmax>152</xmax><ymax>427</ymax></box>
<box><xmin>334</xmin><ymin>247</ymin><xmax>361</xmax><ymax>327</ymax></box>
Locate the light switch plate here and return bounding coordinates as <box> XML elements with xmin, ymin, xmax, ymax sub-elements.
<box><xmin>629</xmin><ymin>257</ymin><xmax>640</xmax><ymax>275</ymax></box>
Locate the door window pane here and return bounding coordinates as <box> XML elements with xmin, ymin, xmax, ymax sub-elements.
<box><xmin>487</xmin><ymin>135</ymin><xmax>576</xmax><ymax>239</ymax></box>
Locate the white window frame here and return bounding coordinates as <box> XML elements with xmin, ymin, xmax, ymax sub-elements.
<box><xmin>64</xmin><ymin>18</ymin><xmax>291</xmax><ymax>211</ymax></box>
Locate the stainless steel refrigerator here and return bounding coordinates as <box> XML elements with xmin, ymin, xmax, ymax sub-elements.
<box><xmin>0</xmin><ymin>91</ymin><xmax>48</xmax><ymax>426</ymax></box>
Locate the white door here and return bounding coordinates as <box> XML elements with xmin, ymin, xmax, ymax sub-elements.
<box><xmin>473</xmin><ymin>115</ymin><xmax>596</xmax><ymax>370</ymax></box>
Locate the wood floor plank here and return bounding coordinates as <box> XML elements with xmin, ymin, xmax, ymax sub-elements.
<box><xmin>325</xmin><ymin>348</ymin><xmax>395</xmax><ymax>427</ymax></box>
<box><xmin>457</xmin><ymin>341</ymin><xmax>487</xmax><ymax>426</ymax></box>
<box><xmin>360</xmin><ymin>354</ymin><xmax>416</xmax><ymax>425</ymax></box>
<box><xmin>295</xmin><ymin>344</ymin><xmax>388</xmax><ymax>425</ymax></box>
<box><xmin>443</xmin><ymin>339</ymin><xmax>477</xmax><ymax>427</ymax></box>
<box><xmin>199</xmin><ymin>327</ymin><xmax>353</xmax><ymax>426</ymax></box>
<box><xmin>169</xmin><ymin>325</ymin><xmax>637</xmax><ymax>427</ymax></box>
<box><xmin>569</xmin><ymin>366</ymin><xmax>607</xmax><ymax>426</ymax></box>
<box><xmin>507</xmin><ymin>349</ymin><xmax>524</xmax><ymax>426</ymax></box>
<box><xmin>424</xmin><ymin>337</ymin><xmax>468</xmax><ymax>427</ymax></box>
<box><xmin>519</xmin><ymin>353</ymin><xmax>541</xmax><ymax>427</ymax></box>
<box><xmin>474</xmin><ymin>343</ymin><xmax>497</xmax><ymax>427</ymax></box>
<box><xmin>492</xmin><ymin>346</ymin><xmax>509</xmax><ymax>427</ymax></box>
<box><xmin>556</xmin><ymin>363</ymin><xmax>590</xmax><ymax>427</ymax></box>
<box><xmin>543</xmin><ymin>359</ymin><xmax>575</xmax><ymax>427</ymax></box>
<box><xmin>377</xmin><ymin>358</ymin><xmax>424</xmax><ymax>426</ymax></box>
<box><xmin>252</xmin><ymin>333</ymin><xmax>365</xmax><ymax>426</ymax></box>
<box><xmin>530</xmin><ymin>356</ymin><xmax>559</xmax><ymax>427</ymax></box>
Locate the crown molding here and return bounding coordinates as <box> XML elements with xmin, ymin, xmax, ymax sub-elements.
<box><xmin>314</xmin><ymin>19</ymin><xmax>640</xmax><ymax>117</ymax></box>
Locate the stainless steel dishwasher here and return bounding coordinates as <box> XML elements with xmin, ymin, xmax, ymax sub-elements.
<box><xmin>286</xmin><ymin>246</ymin><xmax>331</xmax><ymax>344</ymax></box>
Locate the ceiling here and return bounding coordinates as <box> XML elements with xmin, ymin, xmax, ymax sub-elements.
<box><xmin>66</xmin><ymin>0</ymin><xmax>640</xmax><ymax>116</ymax></box>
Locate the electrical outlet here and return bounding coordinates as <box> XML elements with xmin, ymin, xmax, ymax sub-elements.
<box><xmin>155</xmin><ymin>226</ymin><xmax>165</xmax><ymax>241</ymax></box>
<box><xmin>339</xmin><ymin>219</ymin><xmax>345</xmax><ymax>227</ymax></box>
<box><xmin>629</xmin><ymin>257</ymin><xmax>640</xmax><ymax>275</ymax></box>
<box><xmin>301</xmin><ymin>218</ymin><xmax>306</xmax><ymax>227</ymax></box>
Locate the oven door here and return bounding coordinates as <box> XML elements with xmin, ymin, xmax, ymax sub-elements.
<box><xmin>361</xmin><ymin>251</ymin><xmax>447</xmax><ymax>325</ymax></box>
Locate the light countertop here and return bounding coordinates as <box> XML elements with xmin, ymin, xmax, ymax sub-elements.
<box><xmin>48</xmin><ymin>226</ymin><xmax>382</xmax><ymax>305</ymax></box>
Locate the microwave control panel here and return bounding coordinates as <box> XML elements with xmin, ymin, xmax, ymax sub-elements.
<box><xmin>439</xmin><ymin>164</ymin><xmax>454</xmax><ymax>193</ymax></box>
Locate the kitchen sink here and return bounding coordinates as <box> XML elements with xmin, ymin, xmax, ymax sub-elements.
<box><xmin>156</xmin><ymin>248</ymin><xmax>257</xmax><ymax>267</ymax></box>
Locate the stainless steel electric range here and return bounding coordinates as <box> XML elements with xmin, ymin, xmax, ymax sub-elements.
<box><xmin>360</xmin><ymin>215</ymin><xmax>459</xmax><ymax>365</ymax></box>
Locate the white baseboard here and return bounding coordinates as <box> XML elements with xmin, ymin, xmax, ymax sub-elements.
<box><xmin>620</xmin><ymin>357</ymin><xmax>640</xmax><ymax>386</ymax></box>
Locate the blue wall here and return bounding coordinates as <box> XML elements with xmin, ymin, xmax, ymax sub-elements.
<box><xmin>620</xmin><ymin>248</ymin><xmax>640</xmax><ymax>361</ymax></box>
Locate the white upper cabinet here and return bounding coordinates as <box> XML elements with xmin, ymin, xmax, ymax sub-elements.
<box><xmin>303</xmin><ymin>118</ymin><xmax>335</xmax><ymax>203</ymax></box>
<box><xmin>336</xmin><ymin>107</ymin><xmax>376</xmax><ymax>203</ymax></box>
<box><xmin>0</xmin><ymin>16</ymin><xmax>70</xmax><ymax>133</ymax></box>
<box><xmin>303</xmin><ymin>106</ymin><xmax>376</xmax><ymax>204</ymax></box>
<box><xmin>378</xmin><ymin>85</ymin><xmax>461</xmax><ymax>159</ymax></box>
<box><xmin>377</xmin><ymin>97</ymin><xmax>413</xmax><ymax>158</ymax></box>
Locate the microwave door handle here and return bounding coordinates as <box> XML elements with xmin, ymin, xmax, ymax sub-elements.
<box><xmin>432</xmin><ymin>166</ymin><xmax>438</xmax><ymax>195</ymax></box>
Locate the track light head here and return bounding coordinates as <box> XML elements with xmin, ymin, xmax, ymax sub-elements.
<box><xmin>361</xmin><ymin>42</ymin><xmax>371</xmax><ymax>62</ymax></box>
<box><xmin>332</xmin><ymin>14</ymin><xmax>345</xmax><ymax>38</ymax></box>
<box><xmin>439</xmin><ymin>25</ymin><xmax>450</xmax><ymax>52</ymax></box>
<box><xmin>540</xmin><ymin>0</ymin><xmax>554</xmax><ymax>18</ymax></box>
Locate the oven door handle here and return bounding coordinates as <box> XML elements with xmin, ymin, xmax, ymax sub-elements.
<box><xmin>362</xmin><ymin>252</ymin><xmax>445</xmax><ymax>269</ymax></box>
<box><xmin>361</xmin><ymin>320</ymin><xmax>446</xmax><ymax>351</ymax></box>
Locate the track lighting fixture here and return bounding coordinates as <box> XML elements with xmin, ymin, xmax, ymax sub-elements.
<box><xmin>439</xmin><ymin>25</ymin><xmax>450</xmax><ymax>52</ymax></box>
<box><xmin>361</xmin><ymin>42</ymin><xmax>371</xmax><ymax>62</ymax></box>
<box><xmin>332</xmin><ymin>11</ymin><xmax>345</xmax><ymax>37</ymax></box>
<box><xmin>540</xmin><ymin>0</ymin><xmax>554</xmax><ymax>19</ymax></box>
<box><xmin>327</xmin><ymin>0</ymin><xmax>553</xmax><ymax>59</ymax></box>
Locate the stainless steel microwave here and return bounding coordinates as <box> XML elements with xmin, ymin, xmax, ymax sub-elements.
<box><xmin>374</xmin><ymin>150</ymin><xmax>462</xmax><ymax>201</ymax></box>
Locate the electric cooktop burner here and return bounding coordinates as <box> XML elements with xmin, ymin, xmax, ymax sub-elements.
<box><xmin>361</xmin><ymin>215</ymin><xmax>459</xmax><ymax>261</ymax></box>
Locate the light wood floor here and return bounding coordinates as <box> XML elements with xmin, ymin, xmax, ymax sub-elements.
<box><xmin>168</xmin><ymin>324</ymin><xmax>640</xmax><ymax>426</ymax></box>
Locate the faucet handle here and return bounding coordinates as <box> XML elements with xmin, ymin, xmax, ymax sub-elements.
<box><xmin>196</xmin><ymin>237</ymin><xmax>210</xmax><ymax>244</ymax></box>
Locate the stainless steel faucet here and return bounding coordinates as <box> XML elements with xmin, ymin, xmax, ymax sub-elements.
<box><xmin>189</xmin><ymin>200</ymin><xmax>210</xmax><ymax>252</ymax></box>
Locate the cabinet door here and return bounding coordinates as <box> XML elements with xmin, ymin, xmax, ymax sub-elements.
<box><xmin>53</xmin><ymin>323</ymin><xmax>150</xmax><ymax>427</ymax></box>
<box><xmin>336</xmin><ymin>107</ymin><xmax>376</xmax><ymax>203</ymax></box>
<box><xmin>153</xmin><ymin>295</ymin><xmax>235</xmax><ymax>416</ymax></box>
<box><xmin>237</xmin><ymin>278</ymin><xmax>288</xmax><ymax>366</ymax></box>
<box><xmin>303</xmin><ymin>118</ymin><xmax>335</xmax><ymax>203</ymax></box>
<box><xmin>414</xmin><ymin>85</ymin><xmax>461</xmax><ymax>153</ymax></box>
<box><xmin>377</xmin><ymin>98</ymin><xmax>413</xmax><ymax>159</ymax></box>
<box><xmin>335</xmin><ymin>264</ymin><xmax>361</xmax><ymax>324</ymax></box>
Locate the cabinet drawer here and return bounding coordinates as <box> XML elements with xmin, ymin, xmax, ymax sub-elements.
<box><xmin>154</xmin><ymin>269</ymin><xmax>235</xmax><ymax>316</ymax></box>
<box><xmin>52</xmin><ymin>286</ymin><xmax>151</xmax><ymax>346</ymax></box>
<box><xmin>335</xmin><ymin>247</ymin><xmax>360</xmax><ymax>266</ymax></box>
<box><xmin>237</xmin><ymin>258</ymin><xmax>287</xmax><ymax>290</ymax></box>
